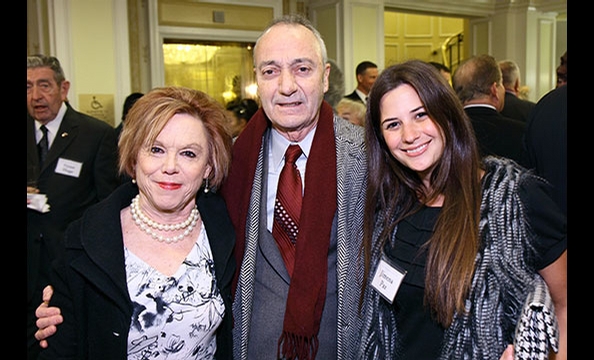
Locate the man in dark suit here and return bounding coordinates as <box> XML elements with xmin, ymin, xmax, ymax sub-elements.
<box><xmin>498</xmin><ymin>59</ymin><xmax>535</xmax><ymax>123</ymax></box>
<box><xmin>344</xmin><ymin>60</ymin><xmax>378</xmax><ymax>105</ymax></box>
<box><xmin>524</xmin><ymin>84</ymin><xmax>567</xmax><ymax>215</ymax></box>
<box><xmin>114</xmin><ymin>92</ymin><xmax>144</xmax><ymax>140</ymax></box>
<box><xmin>452</xmin><ymin>54</ymin><xmax>527</xmax><ymax>167</ymax></box>
<box><xmin>26</xmin><ymin>54</ymin><xmax>119</xmax><ymax>360</ymax></box>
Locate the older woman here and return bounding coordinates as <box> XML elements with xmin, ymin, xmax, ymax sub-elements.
<box><xmin>37</xmin><ymin>86</ymin><xmax>235</xmax><ymax>360</ymax></box>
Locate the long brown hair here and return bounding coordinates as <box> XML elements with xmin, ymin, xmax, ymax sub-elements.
<box><xmin>363</xmin><ymin>60</ymin><xmax>483</xmax><ymax>326</ymax></box>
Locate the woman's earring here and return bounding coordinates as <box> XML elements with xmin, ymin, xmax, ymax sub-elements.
<box><xmin>132</xmin><ymin>178</ymin><xmax>136</xmax><ymax>184</ymax></box>
<box><xmin>204</xmin><ymin>178</ymin><xmax>210</xmax><ymax>193</ymax></box>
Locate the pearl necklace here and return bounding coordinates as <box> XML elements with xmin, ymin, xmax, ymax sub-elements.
<box><xmin>130</xmin><ymin>195</ymin><xmax>199</xmax><ymax>244</ymax></box>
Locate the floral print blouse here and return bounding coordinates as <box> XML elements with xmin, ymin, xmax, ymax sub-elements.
<box><xmin>125</xmin><ymin>226</ymin><xmax>224</xmax><ymax>359</ymax></box>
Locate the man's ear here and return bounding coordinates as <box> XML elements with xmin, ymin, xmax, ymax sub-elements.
<box><xmin>489</xmin><ymin>82</ymin><xmax>499</xmax><ymax>97</ymax></box>
<box><xmin>513</xmin><ymin>78</ymin><xmax>521</xmax><ymax>93</ymax></box>
<box><xmin>356</xmin><ymin>73</ymin><xmax>363</xmax><ymax>84</ymax></box>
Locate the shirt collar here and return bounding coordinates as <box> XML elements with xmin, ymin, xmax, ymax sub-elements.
<box><xmin>35</xmin><ymin>102</ymin><xmax>67</xmax><ymax>143</ymax></box>
<box><xmin>36</xmin><ymin>102</ymin><xmax>67</xmax><ymax>134</ymax></box>
<box><xmin>355</xmin><ymin>89</ymin><xmax>367</xmax><ymax>104</ymax></box>
<box><xmin>463</xmin><ymin>103</ymin><xmax>497</xmax><ymax>111</ymax></box>
<box><xmin>271</xmin><ymin>125</ymin><xmax>316</xmax><ymax>170</ymax></box>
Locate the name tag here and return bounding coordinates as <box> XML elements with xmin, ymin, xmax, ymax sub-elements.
<box><xmin>55</xmin><ymin>158</ymin><xmax>83</xmax><ymax>178</ymax></box>
<box><xmin>370</xmin><ymin>255</ymin><xmax>407</xmax><ymax>304</ymax></box>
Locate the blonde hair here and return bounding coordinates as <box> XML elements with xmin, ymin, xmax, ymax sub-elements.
<box><xmin>335</xmin><ymin>98</ymin><xmax>366</xmax><ymax>126</ymax></box>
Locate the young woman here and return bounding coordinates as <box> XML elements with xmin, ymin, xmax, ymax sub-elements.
<box><xmin>358</xmin><ymin>60</ymin><xmax>566</xmax><ymax>360</ymax></box>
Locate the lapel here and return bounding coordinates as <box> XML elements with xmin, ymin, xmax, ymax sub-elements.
<box><xmin>69</xmin><ymin>184</ymin><xmax>135</xmax><ymax>313</ymax></box>
<box><xmin>27</xmin><ymin>115</ymin><xmax>43</xmax><ymax>185</ymax></box>
<box><xmin>259</xmin><ymin>185</ymin><xmax>291</xmax><ymax>284</ymax></box>
<box><xmin>27</xmin><ymin>115</ymin><xmax>41</xmax><ymax>167</ymax></box>
<box><xmin>257</xmin><ymin>137</ymin><xmax>291</xmax><ymax>283</ymax></box>
<box><xmin>41</xmin><ymin>107</ymin><xmax>78</xmax><ymax>173</ymax></box>
<box><xmin>197</xmin><ymin>190</ymin><xmax>236</xmax><ymax>286</ymax></box>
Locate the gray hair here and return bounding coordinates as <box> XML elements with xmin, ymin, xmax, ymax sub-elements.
<box><xmin>254</xmin><ymin>13</ymin><xmax>328</xmax><ymax>66</ymax></box>
<box><xmin>498</xmin><ymin>59</ymin><xmax>520</xmax><ymax>89</ymax></box>
<box><xmin>27</xmin><ymin>54</ymin><xmax>66</xmax><ymax>84</ymax></box>
<box><xmin>452</xmin><ymin>54</ymin><xmax>501</xmax><ymax>103</ymax></box>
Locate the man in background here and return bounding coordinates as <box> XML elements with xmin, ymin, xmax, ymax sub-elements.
<box><xmin>114</xmin><ymin>92</ymin><xmax>144</xmax><ymax>139</ymax></box>
<box><xmin>114</xmin><ymin>92</ymin><xmax>144</xmax><ymax>184</ymax></box>
<box><xmin>452</xmin><ymin>54</ymin><xmax>527</xmax><ymax>166</ymax></box>
<box><xmin>344</xmin><ymin>60</ymin><xmax>378</xmax><ymax>105</ymax></box>
<box><xmin>324</xmin><ymin>58</ymin><xmax>346</xmax><ymax>110</ymax></box>
<box><xmin>524</xmin><ymin>51</ymin><xmax>567</xmax><ymax>215</ymax></box>
<box><xmin>225</xmin><ymin>97</ymin><xmax>259</xmax><ymax>141</ymax></box>
<box><xmin>498</xmin><ymin>59</ymin><xmax>535</xmax><ymax>123</ymax></box>
<box><xmin>26</xmin><ymin>54</ymin><xmax>119</xmax><ymax>360</ymax></box>
<box><xmin>429</xmin><ymin>61</ymin><xmax>452</xmax><ymax>85</ymax></box>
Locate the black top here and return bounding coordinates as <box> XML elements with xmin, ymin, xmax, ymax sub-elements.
<box><xmin>384</xmin><ymin>177</ymin><xmax>566</xmax><ymax>359</ymax></box>
<box><xmin>523</xmin><ymin>85</ymin><xmax>567</xmax><ymax>215</ymax></box>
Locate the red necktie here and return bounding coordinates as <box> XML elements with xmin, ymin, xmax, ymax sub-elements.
<box><xmin>273</xmin><ymin>144</ymin><xmax>303</xmax><ymax>277</ymax></box>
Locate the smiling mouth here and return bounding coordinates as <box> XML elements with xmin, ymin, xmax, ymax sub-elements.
<box><xmin>404</xmin><ymin>143</ymin><xmax>428</xmax><ymax>154</ymax></box>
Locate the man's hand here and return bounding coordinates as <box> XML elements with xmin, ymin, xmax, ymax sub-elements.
<box><xmin>34</xmin><ymin>285</ymin><xmax>62</xmax><ymax>348</ymax></box>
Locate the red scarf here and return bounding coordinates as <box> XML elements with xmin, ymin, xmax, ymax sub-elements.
<box><xmin>221</xmin><ymin>101</ymin><xmax>337</xmax><ymax>360</ymax></box>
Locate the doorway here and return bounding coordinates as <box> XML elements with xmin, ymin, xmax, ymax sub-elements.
<box><xmin>162</xmin><ymin>39</ymin><xmax>258</xmax><ymax>106</ymax></box>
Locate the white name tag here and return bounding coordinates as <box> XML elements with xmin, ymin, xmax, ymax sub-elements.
<box><xmin>55</xmin><ymin>158</ymin><xmax>83</xmax><ymax>178</ymax></box>
<box><xmin>370</xmin><ymin>255</ymin><xmax>407</xmax><ymax>304</ymax></box>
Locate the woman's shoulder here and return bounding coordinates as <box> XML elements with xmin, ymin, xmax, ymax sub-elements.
<box><xmin>197</xmin><ymin>191</ymin><xmax>235</xmax><ymax>235</ymax></box>
<box><xmin>334</xmin><ymin>115</ymin><xmax>365</xmax><ymax>147</ymax></box>
<box><xmin>482</xmin><ymin>156</ymin><xmax>537</xmax><ymax>185</ymax></box>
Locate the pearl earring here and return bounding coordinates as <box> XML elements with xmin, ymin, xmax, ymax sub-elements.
<box><xmin>204</xmin><ymin>178</ymin><xmax>210</xmax><ymax>193</ymax></box>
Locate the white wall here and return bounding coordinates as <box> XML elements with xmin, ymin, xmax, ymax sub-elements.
<box><xmin>43</xmin><ymin>0</ymin><xmax>130</xmax><ymax>126</ymax></box>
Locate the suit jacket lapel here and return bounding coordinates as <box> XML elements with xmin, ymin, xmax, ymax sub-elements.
<box><xmin>68</xmin><ymin>184</ymin><xmax>135</xmax><ymax>314</ymax></box>
<box><xmin>27</xmin><ymin>115</ymin><xmax>41</xmax><ymax>167</ymax></box>
<box><xmin>42</xmin><ymin>108</ymin><xmax>78</xmax><ymax>172</ymax></box>
<box><xmin>258</xmin><ymin>187</ymin><xmax>291</xmax><ymax>283</ymax></box>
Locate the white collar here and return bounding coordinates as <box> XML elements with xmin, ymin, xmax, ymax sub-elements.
<box><xmin>270</xmin><ymin>125</ymin><xmax>316</xmax><ymax>169</ymax></box>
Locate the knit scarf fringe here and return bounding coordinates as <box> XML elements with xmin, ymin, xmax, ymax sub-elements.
<box><xmin>277</xmin><ymin>331</ymin><xmax>319</xmax><ymax>360</ymax></box>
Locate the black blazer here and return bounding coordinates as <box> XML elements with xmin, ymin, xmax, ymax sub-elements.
<box><xmin>27</xmin><ymin>107</ymin><xmax>119</xmax><ymax>304</ymax></box>
<box><xmin>344</xmin><ymin>90</ymin><xmax>365</xmax><ymax>104</ymax></box>
<box><xmin>464</xmin><ymin>106</ymin><xmax>527</xmax><ymax>167</ymax></box>
<box><xmin>38</xmin><ymin>183</ymin><xmax>236</xmax><ymax>360</ymax></box>
<box><xmin>523</xmin><ymin>85</ymin><xmax>567</xmax><ymax>215</ymax></box>
<box><xmin>501</xmin><ymin>92</ymin><xmax>536</xmax><ymax>123</ymax></box>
